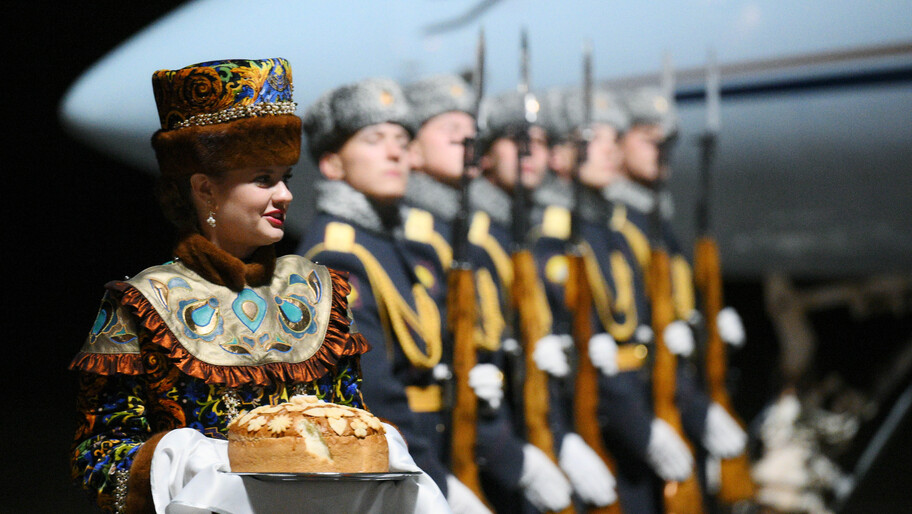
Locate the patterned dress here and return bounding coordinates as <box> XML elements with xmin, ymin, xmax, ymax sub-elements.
<box><xmin>70</xmin><ymin>235</ymin><xmax>370</xmax><ymax>511</ymax></box>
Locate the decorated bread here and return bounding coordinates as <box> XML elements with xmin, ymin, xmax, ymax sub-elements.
<box><xmin>227</xmin><ymin>395</ymin><xmax>388</xmax><ymax>473</ymax></box>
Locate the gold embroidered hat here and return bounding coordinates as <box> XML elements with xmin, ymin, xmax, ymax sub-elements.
<box><xmin>150</xmin><ymin>58</ymin><xmax>302</xmax><ymax>178</ymax></box>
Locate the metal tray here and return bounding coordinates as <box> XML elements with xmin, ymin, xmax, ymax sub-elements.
<box><xmin>225</xmin><ymin>471</ymin><xmax>421</xmax><ymax>482</ymax></box>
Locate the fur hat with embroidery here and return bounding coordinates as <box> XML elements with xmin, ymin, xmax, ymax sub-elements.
<box><xmin>150</xmin><ymin>58</ymin><xmax>301</xmax><ymax>178</ymax></box>
<box><xmin>303</xmin><ymin>77</ymin><xmax>414</xmax><ymax>160</ymax></box>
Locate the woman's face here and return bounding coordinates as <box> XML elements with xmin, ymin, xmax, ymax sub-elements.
<box><xmin>320</xmin><ymin>122</ymin><xmax>411</xmax><ymax>204</ymax></box>
<box><xmin>620</xmin><ymin>124</ymin><xmax>664</xmax><ymax>184</ymax></box>
<box><xmin>197</xmin><ymin>165</ymin><xmax>293</xmax><ymax>259</ymax></box>
<box><xmin>408</xmin><ymin>111</ymin><xmax>476</xmax><ymax>186</ymax></box>
<box><xmin>482</xmin><ymin>125</ymin><xmax>549</xmax><ymax>191</ymax></box>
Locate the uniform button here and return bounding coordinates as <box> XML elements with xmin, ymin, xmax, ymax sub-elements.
<box><xmin>436</xmin><ymin>423</ymin><xmax>445</xmax><ymax>433</ymax></box>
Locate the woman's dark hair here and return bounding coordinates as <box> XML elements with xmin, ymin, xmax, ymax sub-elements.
<box><xmin>156</xmin><ymin>175</ymin><xmax>198</xmax><ymax>235</ymax></box>
<box><xmin>155</xmin><ymin>170</ymin><xmax>225</xmax><ymax>235</ymax></box>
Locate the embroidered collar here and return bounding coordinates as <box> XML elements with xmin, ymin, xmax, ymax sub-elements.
<box><xmin>603</xmin><ymin>178</ymin><xmax>674</xmax><ymax>219</ymax></box>
<box><xmin>316</xmin><ymin>180</ymin><xmax>403</xmax><ymax>236</ymax></box>
<box><xmin>173</xmin><ymin>233</ymin><xmax>275</xmax><ymax>291</ymax></box>
<box><xmin>404</xmin><ymin>171</ymin><xmax>461</xmax><ymax>222</ymax></box>
<box><xmin>468</xmin><ymin>177</ymin><xmax>512</xmax><ymax>227</ymax></box>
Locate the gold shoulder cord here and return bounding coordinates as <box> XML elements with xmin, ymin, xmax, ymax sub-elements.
<box><xmin>306</xmin><ymin>225</ymin><xmax>443</xmax><ymax>370</ymax></box>
<box><xmin>474</xmin><ymin>268</ymin><xmax>505</xmax><ymax>351</ymax></box>
<box><xmin>428</xmin><ymin>232</ymin><xmax>454</xmax><ymax>271</ymax></box>
<box><xmin>580</xmin><ymin>241</ymin><xmax>637</xmax><ymax>342</ymax></box>
<box><xmin>405</xmin><ymin>208</ymin><xmax>453</xmax><ymax>271</ymax></box>
<box><xmin>469</xmin><ymin>212</ymin><xmax>514</xmax><ymax>296</ymax></box>
<box><xmin>611</xmin><ymin>204</ymin><xmax>651</xmax><ymax>271</ymax></box>
<box><xmin>670</xmin><ymin>255</ymin><xmax>696</xmax><ymax>320</ymax></box>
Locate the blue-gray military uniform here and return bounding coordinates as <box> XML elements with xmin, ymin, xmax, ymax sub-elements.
<box><xmin>402</xmin><ymin>75</ymin><xmax>528</xmax><ymax>512</ymax></box>
<box><xmin>297</xmin><ymin>78</ymin><xmax>451</xmax><ymax>495</ymax></box>
<box><xmin>531</xmin><ymin>176</ymin><xmax>663</xmax><ymax>513</ymax></box>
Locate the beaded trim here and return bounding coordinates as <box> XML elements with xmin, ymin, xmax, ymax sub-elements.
<box><xmin>174</xmin><ymin>101</ymin><xmax>297</xmax><ymax>129</ymax></box>
<box><xmin>112</xmin><ymin>467</ymin><xmax>129</xmax><ymax>513</ymax></box>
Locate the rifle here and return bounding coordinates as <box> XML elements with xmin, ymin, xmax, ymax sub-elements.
<box><xmin>649</xmin><ymin>55</ymin><xmax>705</xmax><ymax>514</ymax></box>
<box><xmin>692</xmin><ymin>49</ymin><xmax>755</xmax><ymax>505</ymax></box>
<box><xmin>565</xmin><ymin>41</ymin><xmax>624</xmax><ymax>514</ymax></box>
<box><xmin>448</xmin><ymin>28</ymin><xmax>490</xmax><ymax>507</ymax></box>
<box><xmin>510</xmin><ymin>28</ymin><xmax>572</xmax><ymax>514</ymax></box>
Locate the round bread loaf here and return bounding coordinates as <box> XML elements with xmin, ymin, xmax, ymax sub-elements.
<box><xmin>227</xmin><ymin>395</ymin><xmax>389</xmax><ymax>473</ymax></box>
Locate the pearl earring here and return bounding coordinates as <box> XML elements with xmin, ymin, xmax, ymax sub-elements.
<box><xmin>206</xmin><ymin>201</ymin><xmax>217</xmax><ymax>228</ymax></box>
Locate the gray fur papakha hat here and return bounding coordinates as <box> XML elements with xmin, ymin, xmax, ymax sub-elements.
<box><xmin>621</xmin><ymin>85</ymin><xmax>678</xmax><ymax>136</ymax></box>
<box><xmin>563</xmin><ymin>86</ymin><xmax>630</xmax><ymax>134</ymax></box>
<box><xmin>303</xmin><ymin>77</ymin><xmax>414</xmax><ymax>159</ymax></box>
<box><xmin>478</xmin><ymin>89</ymin><xmax>549</xmax><ymax>153</ymax></box>
<box><xmin>538</xmin><ymin>87</ymin><xmax>572</xmax><ymax>144</ymax></box>
<box><xmin>404</xmin><ymin>74</ymin><xmax>476</xmax><ymax>128</ymax></box>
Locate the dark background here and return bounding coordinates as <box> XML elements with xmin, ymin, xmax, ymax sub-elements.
<box><xmin>5</xmin><ymin>2</ymin><xmax>909</xmax><ymax>512</ymax></box>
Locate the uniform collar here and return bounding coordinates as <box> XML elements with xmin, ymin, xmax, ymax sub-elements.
<box><xmin>532</xmin><ymin>173</ymin><xmax>572</xmax><ymax>210</ymax></box>
<box><xmin>316</xmin><ymin>179</ymin><xmax>402</xmax><ymax>236</ymax></box>
<box><xmin>603</xmin><ymin>178</ymin><xmax>674</xmax><ymax>219</ymax></box>
<box><xmin>468</xmin><ymin>177</ymin><xmax>512</xmax><ymax>227</ymax></box>
<box><xmin>173</xmin><ymin>233</ymin><xmax>276</xmax><ymax>291</ymax></box>
<box><xmin>404</xmin><ymin>171</ymin><xmax>460</xmax><ymax>222</ymax></box>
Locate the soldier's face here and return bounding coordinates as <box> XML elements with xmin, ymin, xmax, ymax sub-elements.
<box><xmin>483</xmin><ymin>125</ymin><xmax>549</xmax><ymax>191</ymax></box>
<box><xmin>320</xmin><ymin>122</ymin><xmax>411</xmax><ymax>204</ymax></box>
<box><xmin>408</xmin><ymin>111</ymin><xmax>476</xmax><ymax>186</ymax></box>
<box><xmin>548</xmin><ymin>141</ymin><xmax>575</xmax><ymax>180</ymax></box>
<box><xmin>579</xmin><ymin>123</ymin><xmax>623</xmax><ymax>188</ymax></box>
<box><xmin>620</xmin><ymin>124</ymin><xmax>663</xmax><ymax>183</ymax></box>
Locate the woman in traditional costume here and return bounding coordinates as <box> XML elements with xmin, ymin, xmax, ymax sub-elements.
<box><xmin>69</xmin><ymin>58</ymin><xmax>372</xmax><ymax>512</ymax></box>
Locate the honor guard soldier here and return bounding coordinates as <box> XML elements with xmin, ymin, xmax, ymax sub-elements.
<box><xmin>474</xmin><ymin>88</ymin><xmax>618</xmax><ymax>511</ymax></box>
<box><xmin>404</xmin><ymin>74</ymin><xmax>578</xmax><ymax>513</ymax></box>
<box><xmin>607</xmin><ymin>85</ymin><xmax>748</xmax><ymax>500</ymax></box>
<box><xmin>531</xmin><ymin>84</ymin><xmax>693</xmax><ymax>514</ymax></box>
<box><xmin>297</xmin><ymin>77</ymin><xmax>491</xmax><ymax>513</ymax></box>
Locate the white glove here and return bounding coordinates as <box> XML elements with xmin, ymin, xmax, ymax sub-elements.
<box><xmin>589</xmin><ymin>333</ymin><xmax>619</xmax><ymax>376</ymax></box>
<box><xmin>646</xmin><ymin>418</ymin><xmax>694</xmax><ymax>481</ymax></box>
<box><xmin>447</xmin><ymin>474</ymin><xmax>492</xmax><ymax>514</ymax></box>
<box><xmin>705</xmin><ymin>455</ymin><xmax>722</xmax><ymax>494</ymax></box>
<box><xmin>663</xmin><ymin>320</ymin><xmax>694</xmax><ymax>357</ymax></box>
<box><xmin>635</xmin><ymin>325</ymin><xmax>654</xmax><ymax>344</ymax></box>
<box><xmin>532</xmin><ymin>334</ymin><xmax>570</xmax><ymax>377</ymax></box>
<box><xmin>384</xmin><ymin>423</ymin><xmax>451</xmax><ymax>513</ymax></box>
<box><xmin>150</xmin><ymin>428</ymin><xmax>229</xmax><ymax>511</ymax></box>
<box><xmin>468</xmin><ymin>363</ymin><xmax>504</xmax><ymax>409</ymax></box>
<box><xmin>434</xmin><ymin>363</ymin><xmax>453</xmax><ymax>381</ymax></box>
<box><xmin>559</xmin><ymin>433</ymin><xmax>618</xmax><ymax>507</ymax></box>
<box><xmin>703</xmin><ymin>403</ymin><xmax>747</xmax><ymax>458</ymax></box>
<box><xmin>717</xmin><ymin>307</ymin><xmax>746</xmax><ymax>347</ymax></box>
<box><xmin>520</xmin><ymin>444</ymin><xmax>573</xmax><ymax>512</ymax></box>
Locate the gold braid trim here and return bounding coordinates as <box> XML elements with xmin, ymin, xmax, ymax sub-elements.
<box><xmin>580</xmin><ymin>242</ymin><xmax>637</xmax><ymax>343</ymax></box>
<box><xmin>428</xmin><ymin>232</ymin><xmax>454</xmax><ymax>271</ymax></box>
<box><xmin>306</xmin><ymin>242</ymin><xmax>443</xmax><ymax>370</ymax></box>
<box><xmin>474</xmin><ymin>268</ymin><xmax>505</xmax><ymax>351</ymax></box>
<box><xmin>469</xmin><ymin>212</ymin><xmax>514</xmax><ymax>296</ymax></box>
<box><xmin>611</xmin><ymin>204</ymin><xmax>651</xmax><ymax>271</ymax></box>
<box><xmin>671</xmin><ymin>255</ymin><xmax>696</xmax><ymax>320</ymax></box>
